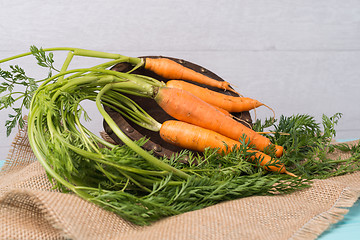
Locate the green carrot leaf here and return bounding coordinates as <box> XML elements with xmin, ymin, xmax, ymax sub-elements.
<box><xmin>30</xmin><ymin>45</ymin><xmax>58</xmax><ymax>75</ymax></box>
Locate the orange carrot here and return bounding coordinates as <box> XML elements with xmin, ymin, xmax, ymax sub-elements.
<box><xmin>144</xmin><ymin>57</ymin><xmax>237</xmax><ymax>93</ymax></box>
<box><xmin>160</xmin><ymin>120</ymin><xmax>295</xmax><ymax>176</ymax></box>
<box><xmin>213</xmin><ymin>105</ymin><xmax>232</xmax><ymax>117</ymax></box>
<box><xmin>197</xmin><ymin>101</ymin><xmax>252</xmax><ymax>128</ymax></box>
<box><xmin>154</xmin><ymin>87</ymin><xmax>284</xmax><ymax>157</ymax></box>
<box><xmin>166</xmin><ymin>80</ymin><xmax>272</xmax><ymax>114</ymax></box>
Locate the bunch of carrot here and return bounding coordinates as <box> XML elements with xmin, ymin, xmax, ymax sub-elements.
<box><xmin>0</xmin><ymin>47</ymin><xmax>295</xmax><ymax>179</ymax></box>
<box><xmin>1</xmin><ymin>47</ymin><xmax>305</xmax><ymax>225</ymax></box>
<box><xmin>140</xmin><ymin>57</ymin><xmax>295</xmax><ymax>177</ymax></box>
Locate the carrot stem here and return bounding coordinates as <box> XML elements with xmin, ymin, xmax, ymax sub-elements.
<box><xmin>58</xmin><ymin>51</ymin><xmax>75</xmax><ymax>81</ymax></box>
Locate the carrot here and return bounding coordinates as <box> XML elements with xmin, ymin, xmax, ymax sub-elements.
<box><xmin>189</xmin><ymin>99</ymin><xmax>252</xmax><ymax>128</ymax></box>
<box><xmin>154</xmin><ymin>87</ymin><xmax>284</xmax><ymax>157</ymax></box>
<box><xmin>144</xmin><ymin>57</ymin><xmax>238</xmax><ymax>93</ymax></box>
<box><xmin>166</xmin><ymin>80</ymin><xmax>274</xmax><ymax>115</ymax></box>
<box><xmin>160</xmin><ymin>120</ymin><xmax>295</xmax><ymax>176</ymax></box>
<box><xmin>212</xmin><ymin>105</ymin><xmax>233</xmax><ymax>117</ymax></box>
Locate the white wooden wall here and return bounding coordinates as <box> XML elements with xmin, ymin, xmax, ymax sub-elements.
<box><xmin>1</xmin><ymin>0</ymin><xmax>359</xmax><ymax>159</ymax></box>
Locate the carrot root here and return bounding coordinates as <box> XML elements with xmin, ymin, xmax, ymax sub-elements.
<box><xmin>144</xmin><ymin>58</ymin><xmax>237</xmax><ymax>93</ymax></box>
<box><xmin>231</xmin><ymin>115</ymin><xmax>253</xmax><ymax>129</ymax></box>
<box><xmin>154</xmin><ymin>87</ymin><xmax>284</xmax><ymax>157</ymax></box>
<box><xmin>160</xmin><ymin>120</ymin><xmax>289</xmax><ymax>175</ymax></box>
<box><xmin>285</xmin><ymin>171</ymin><xmax>298</xmax><ymax>178</ymax></box>
<box><xmin>262</xmin><ymin>103</ymin><xmax>276</xmax><ymax>121</ymax></box>
<box><xmin>166</xmin><ymin>80</ymin><xmax>264</xmax><ymax>113</ymax></box>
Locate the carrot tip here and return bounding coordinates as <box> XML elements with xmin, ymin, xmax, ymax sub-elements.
<box><xmin>262</xmin><ymin>103</ymin><xmax>276</xmax><ymax>121</ymax></box>
<box><xmin>285</xmin><ymin>171</ymin><xmax>298</xmax><ymax>178</ymax></box>
<box><xmin>227</xmin><ymin>87</ymin><xmax>241</xmax><ymax>96</ymax></box>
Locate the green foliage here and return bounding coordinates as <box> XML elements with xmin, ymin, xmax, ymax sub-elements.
<box><xmin>0</xmin><ymin>46</ymin><xmax>58</xmax><ymax>136</ymax></box>
<box><xmin>30</xmin><ymin>45</ymin><xmax>58</xmax><ymax>76</ymax></box>
<box><xmin>1</xmin><ymin>46</ymin><xmax>359</xmax><ymax>226</ymax></box>
<box><xmin>0</xmin><ymin>65</ymin><xmax>38</xmax><ymax>135</ymax></box>
<box><xmin>253</xmin><ymin>113</ymin><xmax>360</xmax><ymax>179</ymax></box>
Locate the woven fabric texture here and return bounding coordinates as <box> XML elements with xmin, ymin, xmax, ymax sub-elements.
<box><xmin>1</xmin><ymin>125</ymin><xmax>359</xmax><ymax>240</ymax></box>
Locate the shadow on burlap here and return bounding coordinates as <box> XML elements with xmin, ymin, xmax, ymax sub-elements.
<box><xmin>1</xmin><ymin>125</ymin><xmax>360</xmax><ymax>240</ymax></box>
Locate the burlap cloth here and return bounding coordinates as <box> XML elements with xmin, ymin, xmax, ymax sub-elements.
<box><xmin>1</xmin><ymin>125</ymin><xmax>359</xmax><ymax>240</ymax></box>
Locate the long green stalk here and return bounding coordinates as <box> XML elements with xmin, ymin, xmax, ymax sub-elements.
<box><xmin>0</xmin><ymin>47</ymin><xmax>143</xmax><ymax>65</ymax></box>
<box><xmin>0</xmin><ymin>47</ymin><xmax>71</xmax><ymax>63</ymax></box>
<box><xmin>58</xmin><ymin>51</ymin><xmax>74</xmax><ymax>81</ymax></box>
<box><xmin>101</xmin><ymin>92</ymin><xmax>161</xmax><ymax>131</ymax></box>
<box><xmin>96</xmin><ymin>84</ymin><xmax>189</xmax><ymax>179</ymax></box>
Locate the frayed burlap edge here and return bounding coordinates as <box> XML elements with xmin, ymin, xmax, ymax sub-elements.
<box><xmin>290</xmin><ymin>187</ymin><xmax>360</xmax><ymax>240</ymax></box>
<box><xmin>290</xmin><ymin>140</ymin><xmax>360</xmax><ymax>240</ymax></box>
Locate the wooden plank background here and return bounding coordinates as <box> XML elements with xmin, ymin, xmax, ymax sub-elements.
<box><xmin>1</xmin><ymin>0</ymin><xmax>359</xmax><ymax>160</ymax></box>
